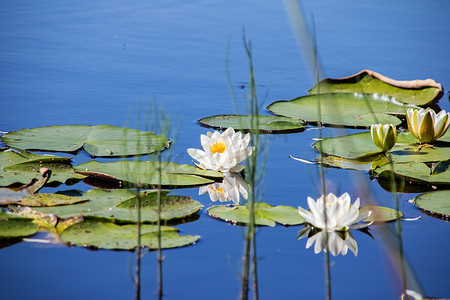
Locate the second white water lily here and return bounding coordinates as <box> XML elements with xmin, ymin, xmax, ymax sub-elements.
<box><xmin>187</xmin><ymin>127</ymin><xmax>254</xmax><ymax>173</ymax></box>
<box><xmin>406</xmin><ymin>108</ymin><xmax>450</xmax><ymax>143</ymax></box>
<box><xmin>298</xmin><ymin>192</ymin><xmax>372</xmax><ymax>231</ymax></box>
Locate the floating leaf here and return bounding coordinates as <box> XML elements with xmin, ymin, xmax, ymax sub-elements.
<box><xmin>314</xmin><ymin>132</ymin><xmax>450</xmax><ymax>163</ymax></box>
<box><xmin>0</xmin><ymin>209</ymin><xmax>39</xmax><ymax>238</ymax></box>
<box><xmin>414</xmin><ymin>190</ymin><xmax>450</xmax><ymax>220</ymax></box>
<box><xmin>267</xmin><ymin>93</ymin><xmax>408</xmax><ymax>128</ymax></box>
<box><xmin>1</xmin><ymin>125</ymin><xmax>170</xmax><ymax>157</ymax></box>
<box><xmin>34</xmin><ymin>189</ymin><xmax>202</xmax><ymax>223</ymax></box>
<box><xmin>373</xmin><ymin>160</ymin><xmax>450</xmax><ymax>186</ymax></box>
<box><xmin>207</xmin><ymin>203</ymin><xmax>304</xmax><ymax>227</ymax></box>
<box><xmin>309</xmin><ymin>70</ymin><xmax>443</xmax><ymax>106</ymax></box>
<box><xmin>360</xmin><ymin>205</ymin><xmax>403</xmax><ymax>222</ymax></box>
<box><xmin>75</xmin><ymin>161</ymin><xmax>222</xmax><ymax>188</ymax></box>
<box><xmin>60</xmin><ymin>220</ymin><xmax>199</xmax><ymax>250</ymax></box>
<box><xmin>197</xmin><ymin>115</ymin><xmax>306</xmax><ymax>133</ymax></box>
<box><xmin>0</xmin><ymin>193</ymin><xmax>89</xmax><ymax>207</ymax></box>
<box><xmin>0</xmin><ymin>150</ymin><xmax>85</xmax><ymax>186</ymax></box>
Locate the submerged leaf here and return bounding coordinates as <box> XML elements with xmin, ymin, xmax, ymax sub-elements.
<box><xmin>60</xmin><ymin>220</ymin><xmax>199</xmax><ymax>250</ymax></box>
<box><xmin>1</xmin><ymin>125</ymin><xmax>170</xmax><ymax>157</ymax></box>
<box><xmin>197</xmin><ymin>115</ymin><xmax>306</xmax><ymax>133</ymax></box>
<box><xmin>309</xmin><ymin>70</ymin><xmax>443</xmax><ymax>106</ymax></box>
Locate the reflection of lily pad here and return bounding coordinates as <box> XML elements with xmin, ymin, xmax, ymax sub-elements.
<box><xmin>34</xmin><ymin>189</ymin><xmax>202</xmax><ymax>223</ymax></box>
<box><xmin>60</xmin><ymin>220</ymin><xmax>199</xmax><ymax>250</ymax></box>
<box><xmin>75</xmin><ymin>161</ymin><xmax>222</xmax><ymax>188</ymax></box>
<box><xmin>360</xmin><ymin>206</ymin><xmax>403</xmax><ymax>222</ymax></box>
<box><xmin>414</xmin><ymin>191</ymin><xmax>450</xmax><ymax>220</ymax></box>
<box><xmin>309</xmin><ymin>70</ymin><xmax>443</xmax><ymax>106</ymax></box>
<box><xmin>0</xmin><ymin>209</ymin><xmax>39</xmax><ymax>238</ymax></box>
<box><xmin>1</xmin><ymin>125</ymin><xmax>170</xmax><ymax>157</ymax></box>
<box><xmin>267</xmin><ymin>93</ymin><xmax>408</xmax><ymax>128</ymax></box>
<box><xmin>207</xmin><ymin>203</ymin><xmax>305</xmax><ymax>227</ymax></box>
<box><xmin>197</xmin><ymin>115</ymin><xmax>306</xmax><ymax>133</ymax></box>
<box><xmin>0</xmin><ymin>150</ymin><xmax>85</xmax><ymax>186</ymax></box>
<box><xmin>314</xmin><ymin>132</ymin><xmax>450</xmax><ymax>163</ymax></box>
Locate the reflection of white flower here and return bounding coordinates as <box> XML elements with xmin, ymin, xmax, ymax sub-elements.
<box><xmin>199</xmin><ymin>173</ymin><xmax>249</xmax><ymax>205</ymax></box>
<box><xmin>187</xmin><ymin>127</ymin><xmax>254</xmax><ymax>173</ymax></box>
<box><xmin>298</xmin><ymin>192</ymin><xmax>372</xmax><ymax>231</ymax></box>
<box><xmin>406</xmin><ymin>108</ymin><xmax>450</xmax><ymax>143</ymax></box>
<box><xmin>298</xmin><ymin>227</ymin><xmax>358</xmax><ymax>256</ymax></box>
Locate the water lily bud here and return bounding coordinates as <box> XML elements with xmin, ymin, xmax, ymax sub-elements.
<box><xmin>370</xmin><ymin>124</ymin><xmax>397</xmax><ymax>152</ymax></box>
<box><xmin>406</xmin><ymin>108</ymin><xmax>450</xmax><ymax>143</ymax></box>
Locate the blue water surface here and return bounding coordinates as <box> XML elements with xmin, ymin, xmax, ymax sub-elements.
<box><xmin>1</xmin><ymin>1</ymin><xmax>449</xmax><ymax>299</ymax></box>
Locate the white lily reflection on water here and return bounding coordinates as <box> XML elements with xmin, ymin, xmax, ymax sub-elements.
<box><xmin>298</xmin><ymin>226</ymin><xmax>360</xmax><ymax>257</ymax></box>
<box><xmin>199</xmin><ymin>172</ymin><xmax>249</xmax><ymax>205</ymax></box>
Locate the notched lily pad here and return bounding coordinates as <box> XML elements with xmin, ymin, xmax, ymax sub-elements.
<box><xmin>373</xmin><ymin>160</ymin><xmax>450</xmax><ymax>189</ymax></box>
<box><xmin>267</xmin><ymin>93</ymin><xmax>408</xmax><ymax>128</ymax></box>
<box><xmin>198</xmin><ymin>115</ymin><xmax>306</xmax><ymax>133</ymax></box>
<box><xmin>309</xmin><ymin>70</ymin><xmax>443</xmax><ymax>106</ymax></box>
<box><xmin>34</xmin><ymin>189</ymin><xmax>202</xmax><ymax>224</ymax></box>
<box><xmin>0</xmin><ymin>150</ymin><xmax>85</xmax><ymax>186</ymax></box>
<box><xmin>1</xmin><ymin>125</ymin><xmax>171</xmax><ymax>157</ymax></box>
<box><xmin>60</xmin><ymin>220</ymin><xmax>199</xmax><ymax>250</ymax></box>
<box><xmin>0</xmin><ymin>192</ymin><xmax>89</xmax><ymax>207</ymax></box>
<box><xmin>207</xmin><ymin>203</ymin><xmax>305</xmax><ymax>227</ymax></box>
<box><xmin>75</xmin><ymin>161</ymin><xmax>222</xmax><ymax>188</ymax></box>
<box><xmin>314</xmin><ymin>132</ymin><xmax>450</xmax><ymax>163</ymax></box>
<box><xmin>414</xmin><ymin>190</ymin><xmax>450</xmax><ymax>220</ymax></box>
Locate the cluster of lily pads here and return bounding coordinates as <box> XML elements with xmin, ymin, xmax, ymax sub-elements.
<box><xmin>1</xmin><ymin>70</ymin><xmax>448</xmax><ymax>255</ymax></box>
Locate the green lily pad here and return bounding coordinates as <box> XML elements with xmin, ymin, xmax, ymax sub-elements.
<box><xmin>75</xmin><ymin>161</ymin><xmax>222</xmax><ymax>188</ymax></box>
<box><xmin>414</xmin><ymin>190</ymin><xmax>450</xmax><ymax>220</ymax></box>
<box><xmin>360</xmin><ymin>205</ymin><xmax>403</xmax><ymax>222</ymax></box>
<box><xmin>0</xmin><ymin>150</ymin><xmax>85</xmax><ymax>186</ymax></box>
<box><xmin>373</xmin><ymin>160</ymin><xmax>450</xmax><ymax>188</ymax></box>
<box><xmin>0</xmin><ymin>209</ymin><xmax>39</xmax><ymax>238</ymax></box>
<box><xmin>60</xmin><ymin>220</ymin><xmax>199</xmax><ymax>250</ymax></box>
<box><xmin>308</xmin><ymin>70</ymin><xmax>443</xmax><ymax>106</ymax></box>
<box><xmin>1</xmin><ymin>125</ymin><xmax>171</xmax><ymax>157</ymax></box>
<box><xmin>0</xmin><ymin>192</ymin><xmax>89</xmax><ymax>207</ymax></box>
<box><xmin>207</xmin><ymin>203</ymin><xmax>305</xmax><ymax>227</ymax></box>
<box><xmin>314</xmin><ymin>132</ymin><xmax>450</xmax><ymax>163</ymax></box>
<box><xmin>267</xmin><ymin>93</ymin><xmax>408</xmax><ymax>128</ymax></box>
<box><xmin>197</xmin><ymin>115</ymin><xmax>306</xmax><ymax>133</ymax></box>
<box><xmin>34</xmin><ymin>189</ymin><xmax>202</xmax><ymax>223</ymax></box>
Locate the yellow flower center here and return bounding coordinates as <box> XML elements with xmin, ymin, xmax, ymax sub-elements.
<box><xmin>210</xmin><ymin>186</ymin><xmax>225</xmax><ymax>194</ymax></box>
<box><xmin>209</xmin><ymin>140</ymin><xmax>227</xmax><ymax>154</ymax></box>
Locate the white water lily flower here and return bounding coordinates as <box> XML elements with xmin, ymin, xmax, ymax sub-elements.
<box><xmin>298</xmin><ymin>192</ymin><xmax>372</xmax><ymax>231</ymax></box>
<box><xmin>299</xmin><ymin>227</ymin><xmax>358</xmax><ymax>256</ymax></box>
<box><xmin>199</xmin><ymin>172</ymin><xmax>249</xmax><ymax>205</ymax></box>
<box><xmin>187</xmin><ymin>127</ymin><xmax>254</xmax><ymax>173</ymax></box>
<box><xmin>406</xmin><ymin>108</ymin><xmax>450</xmax><ymax>143</ymax></box>
<box><xmin>370</xmin><ymin>123</ymin><xmax>397</xmax><ymax>152</ymax></box>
